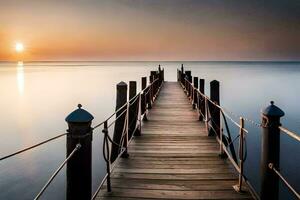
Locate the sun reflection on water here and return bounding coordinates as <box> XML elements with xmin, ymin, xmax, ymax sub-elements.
<box><xmin>17</xmin><ymin>61</ymin><xmax>24</xmax><ymax>95</ymax></box>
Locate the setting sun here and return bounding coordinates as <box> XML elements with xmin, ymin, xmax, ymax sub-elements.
<box><xmin>15</xmin><ymin>43</ymin><xmax>24</xmax><ymax>53</ymax></box>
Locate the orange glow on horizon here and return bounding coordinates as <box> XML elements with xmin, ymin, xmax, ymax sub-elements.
<box><xmin>0</xmin><ymin>1</ymin><xmax>299</xmax><ymax>61</ymax></box>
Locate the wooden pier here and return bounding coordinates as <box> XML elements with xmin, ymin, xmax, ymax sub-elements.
<box><xmin>3</xmin><ymin>66</ymin><xmax>299</xmax><ymax>200</ymax></box>
<box><xmin>96</xmin><ymin>82</ymin><xmax>253</xmax><ymax>200</ymax></box>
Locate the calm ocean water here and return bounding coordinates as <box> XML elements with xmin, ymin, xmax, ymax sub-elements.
<box><xmin>0</xmin><ymin>61</ymin><xmax>299</xmax><ymax>199</ymax></box>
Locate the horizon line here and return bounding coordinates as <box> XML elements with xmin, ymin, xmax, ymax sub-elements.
<box><xmin>1</xmin><ymin>60</ymin><xmax>300</xmax><ymax>63</ymax></box>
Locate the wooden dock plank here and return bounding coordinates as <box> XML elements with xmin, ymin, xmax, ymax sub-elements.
<box><xmin>96</xmin><ymin>82</ymin><xmax>254</xmax><ymax>200</ymax></box>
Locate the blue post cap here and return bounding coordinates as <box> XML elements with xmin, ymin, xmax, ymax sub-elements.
<box><xmin>262</xmin><ymin>101</ymin><xmax>285</xmax><ymax>117</ymax></box>
<box><xmin>65</xmin><ymin>104</ymin><xmax>94</xmax><ymax>123</ymax></box>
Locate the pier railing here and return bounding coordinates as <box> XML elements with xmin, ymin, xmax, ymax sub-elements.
<box><xmin>0</xmin><ymin>66</ymin><xmax>164</xmax><ymax>200</ymax></box>
<box><xmin>177</xmin><ymin>66</ymin><xmax>300</xmax><ymax>200</ymax></box>
<box><xmin>91</xmin><ymin>69</ymin><xmax>164</xmax><ymax>199</ymax></box>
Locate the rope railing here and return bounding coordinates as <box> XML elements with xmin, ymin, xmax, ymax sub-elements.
<box><xmin>91</xmin><ymin>75</ymin><xmax>163</xmax><ymax>199</ymax></box>
<box><xmin>268</xmin><ymin>163</ymin><xmax>300</xmax><ymax>199</ymax></box>
<box><xmin>0</xmin><ymin>67</ymin><xmax>165</xmax><ymax>200</ymax></box>
<box><xmin>0</xmin><ymin>68</ymin><xmax>163</xmax><ymax>200</ymax></box>
<box><xmin>34</xmin><ymin>143</ymin><xmax>81</xmax><ymax>200</ymax></box>
<box><xmin>0</xmin><ymin>133</ymin><xmax>67</xmax><ymax>161</ymax></box>
<box><xmin>181</xmin><ymin>76</ymin><xmax>248</xmax><ymax>190</ymax></box>
<box><xmin>184</xmin><ymin>75</ymin><xmax>300</xmax><ymax>199</ymax></box>
<box><xmin>179</xmin><ymin>74</ymin><xmax>262</xmax><ymax>198</ymax></box>
<box><xmin>182</xmin><ymin>76</ymin><xmax>262</xmax><ymax>130</ymax></box>
<box><xmin>92</xmin><ymin>78</ymin><xmax>160</xmax><ymax>131</ymax></box>
<box><xmin>185</xmin><ymin>74</ymin><xmax>300</xmax><ymax>199</ymax></box>
<box><xmin>279</xmin><ymin>126</ymin><xmax>300</xmax><ymax>142</ymax></box>
<box><xmin>179</xmin><ymin>69</ymin><xmax>300</xmax><ymax>200</ymax></box>
<box><xmin>0</xmin><ymin>89</ymin><xmax>146</xmax><ymax>162</ymax></box>
<box><xmin>33</xmin><ymin>73</ymin><xmax>163</xmax><ymax>200</ymax></box>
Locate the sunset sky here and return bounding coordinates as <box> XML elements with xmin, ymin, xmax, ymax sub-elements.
<box><xmin>0</xmin><ymin>0</ymin><xmax>299</xmax><ymax>61</ymax></box>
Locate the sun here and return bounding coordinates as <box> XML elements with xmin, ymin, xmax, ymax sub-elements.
<box><xmin>15</xmin><ymin>42</ymin><xmax>24</xmax><ymax>53</ymax></box>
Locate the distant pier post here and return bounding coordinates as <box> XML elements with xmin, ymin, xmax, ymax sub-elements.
<box><xmin>209</xmin><ymin>80</ymin><xmax>220</xmax><ymax>137</ymax></box>
<box><xmin>193</xmin><ymin>77</ymin><xmax>198</xmax><ymax>109</ymax></box>
<box><xmin>129</xmin><ymin>81</ymin><xmax>140</xmax><ymax>137</ymax></box>
<box><xmin>180</xmin><ymin>65</ymin><xmax>185</xmax><ymax>85</ymax></box>
<box><xmin>158</xmin><ymin>65</ymin><xmax>163</xmax><ymax>84</ymax></box>
<box><xmin>151</xmin><ymin>71</ymin><xmax>158</xmax><ymax>97</ymax></box>
<box><xmin>260</xmin><ymin>101</ymin><xmax>284</xmax><ymax>200</ymax></box>
<box><xmin>65</xmin><ymin>104</ymin><xmax>94</xmax><ymax>200</ymax></box>
<box><xmin>199</xmin><ymin>79</ymin><xmax>205</xmax><ymax>121</ymax></box>
<box><xmin>185</xmin><ymin>71</ymin><xmax>191</xmax><ymax>96</ymax></box>
<box><xmin>148</xmin><ymin>73</ymin><xmax>154</xmax><ymax>109</ymax></box>
<box><xmin>111</xmin><ymin>81</ymin><xmax>129</xmax><ymax>162</ymax></box>
<box><xmin>141</xmin><ymin>77</ymin><xmax>147</xmax><ymax>121</ymax></box>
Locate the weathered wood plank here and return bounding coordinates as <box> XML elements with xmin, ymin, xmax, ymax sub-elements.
<box><xmin>111</xmin><ymin>172</ymin><xmax>238</xmax><ymax>180</ymax></box>
<box><xmin>99</xmin><ymin>188</ymin><xmax>252</xmax><ymax>199</ymax></box>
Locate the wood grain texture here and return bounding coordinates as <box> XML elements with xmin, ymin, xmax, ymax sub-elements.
<box><xmin>96</xmin><ymin>82</ymin><xmax>253</xmax><ymax>200</ymax></box>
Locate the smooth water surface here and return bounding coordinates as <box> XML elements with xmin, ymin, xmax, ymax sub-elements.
<box><xmin>0</xmin><ymin>61</ymin><xmax>299</xmax><ymax>199</ymax></box>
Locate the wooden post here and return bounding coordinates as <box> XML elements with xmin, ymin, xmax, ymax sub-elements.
<box><xmin>129</xmin><ymin>81</ymin><xmax>139</xmax><ymax>138</ymax></box>
<box><xmin>180</xmin><ymin>65</ymin><xmax>185</xmax><ymax>85</ymax></box>
<box><xmin>148</xmin><ymin>74</ymin><xmax>153</xmax><ymax>109</ymax></box>
<box><xmin>141</xmin><ymin>77</ymin><xmax>147</xmax><ymax>121</ymax></box>
<box><xmin>65</xmin><ymin>104</ymin><xmax>94</xmax><ymax>200</ymax></box>
<box><xmin>185</xmin><ymin>70</ymin><xmax>191</xmax><ymax>78</ymax></box>
<box><xmin>189</xmin><ymin>75</ymin><xmax>193</xmax><ymax>100</ymax></box>
<box><xmin>233</xmin><ymin>117</ymin><xmax>245</xmax><ymax>192</ymax></box>
<box><xmin>151</xmin><ymin>71</ymin><xmax>158</xmax><ymax>96</ymax></box>
<box><xmin>178</xmin><ymin>69</ymin><xmax>182</xmax><ymax>83</ymax></box>
<box><xmin>185</xmin><ymin>71</ymin><xmax>191</xmax><ymax>96</ymax></box>
<box><xmin>199</xmin><ymin>79</ymin><xmax>205</xmax><ymax>121</ymax></box>
<box><xmin>209</xmin><ymin>80</ymin><xmax>220</xmax><ymax>137</ymax></box>
<box><xmin>151</xmin><ymin>71</ymin><xmax>157</xmax><ymax>89</ymax></box>
<box><xmin>158</xmin><ymin>65</ymin><xmax>163</xmax><ymax>84</ymax></box>
<box><xmin>260</xmin><ymin>101</ymin><xmax>284</xmax><ymax>200</ymax></box>
<box><xmin>193</xmin><ymin>77</ymin><xmax>198</xmax><ymax>109</ymax></box>
<box><xmin>111</xmin><ymin>81</ymin><xmax>128</xmax><ymax>162</ymax></box>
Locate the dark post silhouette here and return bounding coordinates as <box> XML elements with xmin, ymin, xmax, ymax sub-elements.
<box><xmin>111</xmin><ymin>81</ymin><xmax>128</xmax><ymax>162</ymax></box>
<box><xmin>185</xmin><ymin>71</ymin><xmax>191</xmax><ymax>96</ymax></box>
<box><xmin>199</xmin><ymin>79</ymin><xmax>205</xmax><ymax>121</ymax></box>
<box><xmin>209</xmin><ymin>80</ymin><xmax>220</xmax><ymax>137</ymax></box>
<box><xmin>141</xmin><ymin>77</ymin><xmax>147</xmax><ymax>121</ymax></box>
<box><xmin>189</xmin><ymin>75</ymin><xmax>193</xmax><ymax>100</ymax></box>
<box><xmin>193</xmin><ymin>77</ymin><xmax>198</xmax><ymax>109</ymax></box>
<box><xmin>161</xmin><ymin>68</ymin><xmax>165</xmax><ymax>82</ymax></box>
<box><xmin>260</xmin><ymin>101</ymin><xmax>284</xmax><ymax>200</ymax></box>
<box><xmin>65</xmin><ymin>104</ymin><xmax>94</xmax><ymax>200</ymax></box>
<box><xmin>148</xmin><ymin>74</ymin><xmax>153</xmax><ymax>109</ymax></box>
<box><xmin>129</xmin><ymin>81</ymin><xmax>140</xmax><ymax>137</ymax></box>
<box><xmin>180</xmin><ymin>65</ymin><xmax>185</xmax><ymax>84</ymax></box>
<box><xmin>151</xmin><ymin>71</ymin><xmax>158</xmax><ymax>96</ymax></box>
<box><xmin>158</xmin><ymin>65</ymin><xmax>163</xmax><ymax>84</ymax></box>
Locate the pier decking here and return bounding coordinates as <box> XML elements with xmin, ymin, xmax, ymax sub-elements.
<box><xmin>96</xmin><ymin>82</ymin><xmax>253</xmax><ymax>200</ymax></box>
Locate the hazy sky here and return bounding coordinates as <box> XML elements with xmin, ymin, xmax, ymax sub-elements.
<box><xmin>0</xmin><ymin>0</ymin><xmax>299</xmax><ymax>61</ymax></box>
